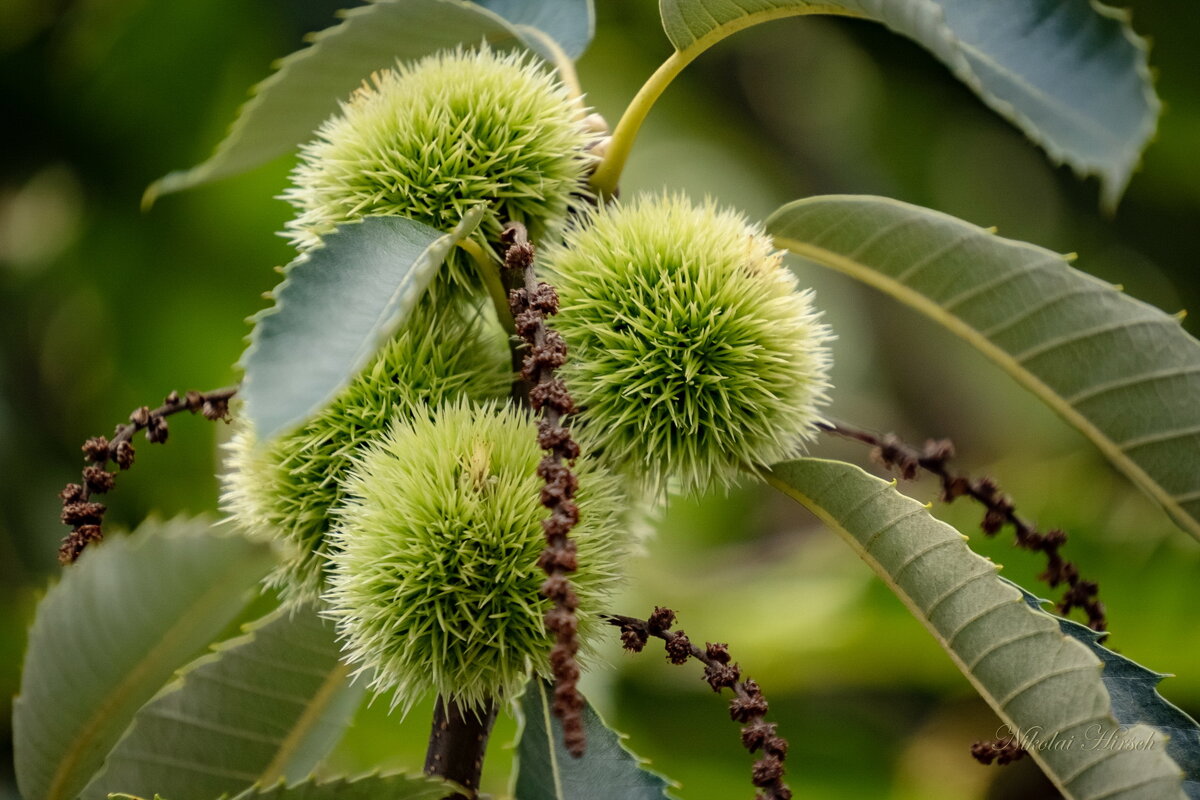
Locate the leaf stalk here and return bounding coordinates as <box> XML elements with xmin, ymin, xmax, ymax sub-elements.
<box><xmin>589</xmin><ymin>49</ymin><xmax>692</xmax><ymax>196</ymax></box>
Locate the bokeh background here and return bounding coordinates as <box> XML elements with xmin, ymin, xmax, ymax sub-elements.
<box><xmin>3</xmin><ymin>1</ymin><xmax>1199</xmax><ymax>798</ymax></box>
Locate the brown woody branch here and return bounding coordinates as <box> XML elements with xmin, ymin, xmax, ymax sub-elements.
<box><xmin>501</xmin><ymin>222</ymin><xmax>588</xmax><ymax>757</ymax></box>
<box><xmin>424</xmin><ymin>696</ymin><xmax>499</xmax><ymax>800</ymax></box>
<box><xmin>57</xmin><ymin>387</ymin><xmax>236</xmax><ymax>565</ymax></box>
<box><xmin>607</xmin><ymin>608</ymin><xmax>792</xmax><ymax>800</ymax></box>
<box><xmin>818</xmin><ymin>421</ymin><xmax>1107</xmax><ymax>634</ymax></box>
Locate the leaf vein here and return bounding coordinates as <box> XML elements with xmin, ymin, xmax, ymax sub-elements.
<box><xmin>1013</xmin><ymin>317</ymin><xmax>1173</xmax><ymax>365</ymax></box>
<box><xmin>1065</xmin><ymin>365</ymin><xmax>1200</xmax><ymax>405</ymax></box>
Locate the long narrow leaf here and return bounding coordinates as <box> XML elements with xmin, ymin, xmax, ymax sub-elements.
<box><xmin>767</xmin><ymin>194</ymin><xmax>1200</xmax><ymax>542</ymax></box>
<box><xmin>83</xmin><ymin>606</ymin><xmax>364</xmax><ymax>800</ymax></box>
<box><xmin>1021</xmin><ymin>587</ymin><xmax>1200</xmax><ymax>799</ymax></box>
<box><xmin>237</xmin><ymin>774</ymin><xmax>453</xmax><ymax>800</ymax></box>
<box><xmin>145</xmin><ymin>0</ymin><xmax>526</xmax><ymax>203</ymax></box>
<box><xmin>236</xmin><ymin>773</ymin><xmax>454</xmax><ymax>800</ymax></box>
<box><xmin>239</xmin><ymin>209</ymin><xmax>484</xmax><ymax>440</ymax></box>
<box><xmin>13</xmin><ymin>518</ymin><xmax>272</xmax><ymax>800</ymax></box>
<box><xmin>658</xmin><ymin>0</ymin><xmax>1159</xmax><ymax>206</ymax></box>
<box><xmin>109</xmin><ymin>773</ymin><xmax>454</xmax><ymax>800</ymax></box>
<box><xmin>767</xmin><ymin>458</ymin><xmax>1196</xmax><ymax>800</ymax></box>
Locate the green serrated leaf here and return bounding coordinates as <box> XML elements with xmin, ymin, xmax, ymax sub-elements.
<box><xmin>83</xmin><ymin>606</ymin><xmax>365</xmax><ymax>800</ymax></box>
<box><xmin>231</xmin><ymin>772</ymin><xmax>453</xmax><ymax>800</ymax></box>
<box><xmin>476</xmin><ymin>0</ymin><xmax>594</xmax><ymax>59</ymax></box>
<box><xmin>767</xmin><ymin>194</ymin><xmax>1200</xmax><ymax>543</ymax></box>
<box><xmin>1017</xmin><ymin>587</ymin><xmax>1200</xmax><ymax>799</ymax></box>
<box><xmin>595</xmin><ymin>0</ymin><xmax>1159</xmax><ymax>202</ymax></box>
<box><xmin>13</xmin><ymin>518</ymin><xmax>273</xmax><ymax>800</ymax></box>
<box><xmin>767</xmin><ymin>458</ymin><xmax>1193</xmax><ymax>800</ymax></box>
<box><xmin>239</xmin><ymin>209</ymin><xmax>484</xmax><ymax>441</ymax></box>
<box><xmin>660</xmin><ymin>0</ymin><xmax>1159</xmax><ymax>207</ymax></box>
<box><xmin>145</xmin><ymin>0</ymin><xmax>527</xmax><ymax>203</ymax></box>
<box><xmin>513</xmin><ymin>681</ymin><xmax>677</xmax><ymax>800</ymax></box>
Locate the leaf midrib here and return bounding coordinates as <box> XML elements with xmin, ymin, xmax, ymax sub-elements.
<box><xmin>257</xmin><ymin>660</ymin><xmax>354</xmax><ymax>786</ymax></box>
<box><xmin>670</xmin><ymin>4</ymin><xmax>867</xmax><ymax>57</ymax></box>
<box><xmin>45</xmin><ymin>572</ymin><xmax>251</xmax><ymax>800</ymax></box>
<box><xmin>762</xmin><ymin>467</ymin><xmax>1079</xmax><ymax>799</ymax></box>
<box><xmin>536</xmin><ymin>681</ymin><xmax>566</xmax><ymax>800</ymax></box>
<box><xmin>772</xmin><ymin>228</ymin><xmax>1200</xmax><ymax>540</ymax></box>
<box><xmin>346</xmin><ymin>231</ymin><xmax>447</xmax><ymax>371</ymax></box>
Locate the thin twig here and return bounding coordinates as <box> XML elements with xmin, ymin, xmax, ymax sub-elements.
<box><xmin>57</xmin><ymin>386</ymin><xmax>236</xmax><ymax>564</ymax></box>
<box><xmin>607</xmin><ymin>608</ymin><xmax>793</xmax><ymax>800</ymax></box>
<box><xmin>818</xmin><ymin>420</ymin><xmax>1106</xmax><ymax>634</ymax></box>
<box><xmin>501</xmin><ymin>222</ymin><xmax>588</xmax><ymax>757</ymax></box>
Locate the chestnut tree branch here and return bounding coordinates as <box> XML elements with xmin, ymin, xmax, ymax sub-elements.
<box><xmin>424</xmin><ymin>696</ymin><xmax>499</xmax><ymax>800</ymax></box>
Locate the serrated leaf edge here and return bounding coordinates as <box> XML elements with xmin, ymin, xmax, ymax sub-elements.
<box><xmin>86</xmin><ymin>605</ymin><xmax>356</xmax><ymax>798</ymax></box>
<box><xmin>510</xmin><ymin>679</ymin><xmax>680</xmax><ymax>800</ymax></box>
<box><xmin>16</xmin><ymin>518</ymin><xmax>270</xmax><ymax>800</ymax></box>
<box><xmin>656</xmin><ymin>0</ymin><xmax>1159</xmax><ymax>207</ymax></box>
<box><xmin>144</xmin><ymin>0</ymin><xmax>561</xmax><ymax>204</ymax></box>
<box><xmin>238</xmin><ymin>207</ymin><xmax>485</xmax><ymax>440</ymax></box>
<box><xmin>765</xmin><ymin>458</ymin><xmax>1189</xmax><ymax>800</ymax></box>
<box><xmin>766</xmin><ymin>194</ymin><xmax>1200</xmax><ymax>542</ymax></box>
<box><xmin>228</xmin><ymin>770</ymin><xmax>458</xmax><ymax>800</ymax></box>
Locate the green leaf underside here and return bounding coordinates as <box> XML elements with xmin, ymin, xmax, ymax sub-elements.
<box><xmin>83</xmin><ymin>606</ymin><xmax>365</xmax><ymax>800</ymax></box>
<box><xmin>145</xmin><ymin>0</ymin><xmax>527</xmax><ymax>203</ymax></box>
<box><xmin>1018</xmin><ymin>589</ymin><xmax>1200</xmax><ymax>798</ymax></box>
<box><xmin>109</xmin><ymin>773</ymin><xmax>453</xmax><ymax>800</ymax></box>
<box><xmin>239</xmin><ymin>209</ymin><xmax>484</xmax><ymax>441</ymax></box>
<box><xmin>767</xmin><ymin>195</ymin><xmax>1200</xmax><ymax>542</ymax></box>
<box><xmin>513</xmin><ymin>681</ymin><xmax>677</xmax><ymax>799</ymax></box>
<box><xmin>659</xmin><ymin>0</ymin><xmax>1159</xmax><ymax>207</ymax></box>
<box><xmin>476</xmin><ymin>0</ymin><xmax>595</xmax><ymax>59</ymax></box>
<box><xmin>12</xmin><ymin>518</ymin><xmax>272</xmax><ymax>800</ymax></box>
<box><xmin>767</xmin><ymin>458</ymin><xmax>1190</xmax><ymax>800</ymax></box>
<box><xmin>235</xmin><ymin>773</ymin><xmax>454</xmax><ymax>800</ymax></box>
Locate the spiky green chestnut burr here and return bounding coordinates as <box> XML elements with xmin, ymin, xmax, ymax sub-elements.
<box><xmin>545</xmin><ymin>193</ymin><xmax>833</xmax><ymax>493</ymax></box>
<box><xmin>325</xmin><ymin>399</ymin><xmax>626</xmax><ymax>713</ymax></box>
<box><xmin>222</xmin><ymin>302</ymin><xmax>509</xmax><ymax>604</ymax></box>
<box><xmin>283</xmin><ymin>45</ymin><xmax>590</xmax><ymax>289</ymax></box>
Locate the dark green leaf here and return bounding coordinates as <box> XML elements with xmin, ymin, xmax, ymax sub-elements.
<box><xmin>768</xmin><ymin>195</ymin><xmax>1200</xmax><ymax>542</ymax></box>
<box><xmin>233</xmin><ymin>773</ymin><xmax>454</xmax><ymax>800</ymax></box>
<box><xmin>513</xmin><ymin>680</ymin><xmax>676</xmax><ymax>800</ymax></box>
<box><xmin>1019</xmin><ymin>588</ymin><xmax>1200</xmax><ymax>799</ymax></box>
<box><xmin>767</xmin><ymin>458</ymin><xmax>1190</xmax><ymax>800</ymax></box>
<box><xmin>12</xmin><ymin>518</ymin><xmax>272</xmax><ymax>800</ymax></box>
<box><xmin>83</xmin><ymin>606</ymin><xmax>365</xmax><ymax>800</ymax></box>
<box><xmin>108</xmin><ymin>774</ymin><xmax>454</xmax><ymax>800</ymax></box>
<box><xmin>657</xmin><ymin>0</ymin><xmax>1159</xmax><ymax>206</ymax></box>
<box><xmin>145</xmin><ymin>0</ymin><xmax>526</xmax><ymax>202</ymax></box>
<box><xmin>240</xmin><ymin>209</ymin><xmax>483</xmax><ymax>440</ymax></box>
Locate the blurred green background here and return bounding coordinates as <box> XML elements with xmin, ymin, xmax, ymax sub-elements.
<box><xmin>3</xmin><ymin>1</ymin><xmax>1199</xmax><ymax>798</ymax></box>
